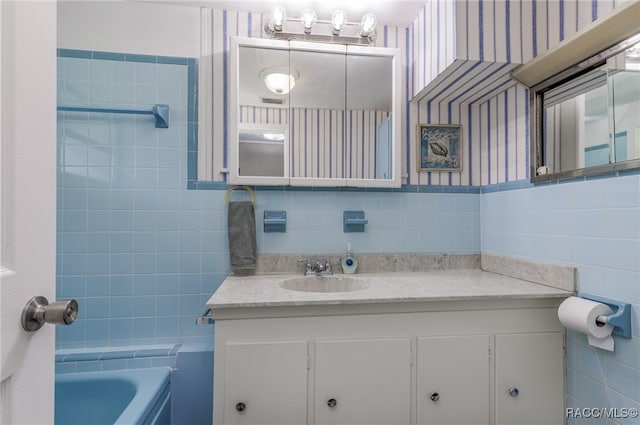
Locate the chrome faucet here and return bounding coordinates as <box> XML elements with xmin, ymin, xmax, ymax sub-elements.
<box><xmin>300</xmin><ymin>258</ymin><xmax>333</xmax><ymax>276</ymax></box>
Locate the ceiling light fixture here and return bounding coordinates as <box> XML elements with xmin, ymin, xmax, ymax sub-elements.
<box><xmin>263</xmin><ymin>6</ymin><xmax>377</xmax><ymax>45</ymax></box>
<box><xmin>259</xmin><ymin>66</ymin><xmax>300</xmax><ymax>95</ymax></box>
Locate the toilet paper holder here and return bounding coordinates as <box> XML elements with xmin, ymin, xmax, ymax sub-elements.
<box><xmin>579</xmin><ymin>292</ymin><xmax>631</xmax><ymax>338</ymax></box>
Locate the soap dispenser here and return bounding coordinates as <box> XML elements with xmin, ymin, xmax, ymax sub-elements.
<box><xmin>341</xmin><ymin>243</ymin><xmax>358</xmax><ymax>274</ymax></box>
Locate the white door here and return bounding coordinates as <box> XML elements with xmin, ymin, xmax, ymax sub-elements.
<box><xmin>315</xmin><ymin>338</ymin><xmax>411</xmax><ymax>425</ymax></box>
<box><xmin>223</xmin><ymin>341</ymin><xmax>308</xmax><ymax>425</ymax></box>
<box><xmin>417</xmin><ymin>335</ymin><xmax>490</xmax><ymax>425</ymax></box>
<box><xmin>0</xmin><ymin>1</ymin><xmax>57</xmax><ymax>424</ymax></box>
<box><xmin>495</xmin><ymin>333</ymin><xmax>565</xmax><ymax>425</ymax></box>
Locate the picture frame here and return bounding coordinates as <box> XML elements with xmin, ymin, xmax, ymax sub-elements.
<box><xmin>417</xmin><ymin>124</ymin><xmax>462</xmax><ymax>171</ymax></box>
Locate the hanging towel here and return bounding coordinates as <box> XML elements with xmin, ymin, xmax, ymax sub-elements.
<box><xmin>228</xmin><ymin>200</ymin><xmax>257</xmax><ymax>275</ymax></box>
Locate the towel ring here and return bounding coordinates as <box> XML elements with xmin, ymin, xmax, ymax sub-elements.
<box><xmin>225</xmin><ymin>185</ymin><xmax>255</xmax><ymax>205</ymax></box>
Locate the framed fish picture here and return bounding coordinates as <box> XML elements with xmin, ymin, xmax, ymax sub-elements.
<box><xmin>417</xmin><ymin>124</ymin><xmax>462</xmax><ymax>171</ymax></box>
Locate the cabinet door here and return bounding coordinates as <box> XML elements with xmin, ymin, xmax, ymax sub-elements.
<box><xmin>495</xmin><ymin>333</ymin><xmax>564</xmax><ymax>425</ymax></box>
<box><xmin>314</xmin><ymin>338</ymin><xmax>411</xmax><ymax>425</ymax></box>
<box><xmin>417</xmin><ymin>335</ymin><xmax>490</xmax><ymax>425</ymax></box>
<box><xmin>224</xmin><ymin>341</ymin><xmax>308</xmax><ymax>425</ymax></box>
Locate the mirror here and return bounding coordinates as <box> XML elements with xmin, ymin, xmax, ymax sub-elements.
<box><xmin>229</xmin><ymin>37</ymin><xmax>400</xmax><ymax>187</ymax></box>
<box><xmin>532</xmin><ymin>33</ymin><xmax>640</xmax><ymax>181</ymax></box>
<box><xmin>238</xmin><ymin>125</ymin><xmax>287</xmax><ymax>177</ymax></box>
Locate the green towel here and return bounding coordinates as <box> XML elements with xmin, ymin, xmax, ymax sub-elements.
<box><xmin>228</xmin><ymin>201</ymin><xmax>256</xmax><ymax>275</ymax></box>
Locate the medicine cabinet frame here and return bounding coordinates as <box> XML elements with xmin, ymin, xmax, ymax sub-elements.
<box><xmin>512</xmin><ymin>1</ymin><xmax>640</xmax><ymax>183</ymax></box>
<box><xmin>228</xmin><ymin>36</ymin><xmax>402</xmax><ymax>188</ymax></box>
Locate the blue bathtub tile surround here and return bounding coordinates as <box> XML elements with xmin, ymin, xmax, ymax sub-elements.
<box><xmin>56</xmin><ymin>50</ymin><xmax>216</xmax><ymax>349</ymax></box>
<box><xmin>482</xmin><ymin>175</ymin><xmax>640</xmax><ymax>416</ymax></box>
<box><xmin>55</xmin><ymin>344</ymin><xmax>180</xmax><ymax>374</ymax></box>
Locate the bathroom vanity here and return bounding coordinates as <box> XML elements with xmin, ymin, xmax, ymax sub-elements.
<box><xmin>208</xmin><ymin>269</ymin><xmax>572</xmax><ymax>425</ymax></box>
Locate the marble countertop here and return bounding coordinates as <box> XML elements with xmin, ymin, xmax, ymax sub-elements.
<box><xmin>207</xmin><ymin>269</ymin><xmax>574</xmax><ymax>312</ymax></box>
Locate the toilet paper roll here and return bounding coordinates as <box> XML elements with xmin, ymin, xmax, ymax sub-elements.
<box><xmin>558</xmin><ymin>296</ymin><xmax>615</xmax><ymax>351</ymax></box>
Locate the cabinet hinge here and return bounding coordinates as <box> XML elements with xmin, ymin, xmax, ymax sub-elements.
<box><xmin>307</xmin><ymin>354</ymin><xmax>311</xmax><ymax>370</ymax></box>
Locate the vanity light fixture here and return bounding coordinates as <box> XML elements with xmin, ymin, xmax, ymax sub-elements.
<box><xmin>263</xmin><ymin>5</ymin><xmax>377</xmax><ymax>45</ymax></box>
<box><xmin>259</xmin><ymin>66</ymin><xmax>300</xmax><ymax>95</ymax></box>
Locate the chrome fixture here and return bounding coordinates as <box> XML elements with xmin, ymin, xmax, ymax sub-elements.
<box><xmin>196</xmin><ymin>308</ymin><xmax>215</xmax><ymax>325</ymax></box>
<box><xmin>21</xmin><ymin>296</ymin><xmax>78</xmax><ymax>332</ymax></box>
<box><xmin>299</xmin><ymin>258</ymin><xmax>334</xmax><ymax>276</ymax></box>
<box><xmin>264</xmin><ymin>5</ymin><xmax>377</xmax><ymax>45</ymax></box>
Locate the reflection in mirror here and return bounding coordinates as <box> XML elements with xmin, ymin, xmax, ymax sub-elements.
<box><xmin>346</xmin><ymin>53</ymin><xmax>393</xmax><ymax>180</ymax></box>
<box><xmin>237</xmin><ymin>45</ymin><xmax>290</xmax><ymax>181</ymax></box>
<box><xmin>238</xmin><ymin>126</ymin><xmax>287</xmax><ymax>177</ymax></box>
<box><xmin>289</xmin><ymin>48</ymin><xmax>346</xmax><ymax>180</ymax></box>
<box><xmin>536</xmin><ymin>33</ymin><xmax>640</xmax><ymax>179</ymax></box>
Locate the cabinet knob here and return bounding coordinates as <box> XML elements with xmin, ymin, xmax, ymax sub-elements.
<box><xmin>509</xmin><ymin>387</ymin><xmax>519</xmax><ymax>398</ymax></box>
<box><xmin>327</xmin><ymin>398</ymin><xmax>337</xmax><ymax>408</ymax></box>
<box><xmin>235</xmin><ymin>402</ymin><xmax>247</xmax><ymax>413</ymax></box>
<box><xmin>430</xmin><ymin>392</ymin><xmax>440</xmax><ymax>402</ymax></box>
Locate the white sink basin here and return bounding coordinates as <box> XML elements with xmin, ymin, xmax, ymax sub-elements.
<box><xmin>279</xmin><ymin>276</ymin><xmax>370</xmax><ymax>293</ymax></box>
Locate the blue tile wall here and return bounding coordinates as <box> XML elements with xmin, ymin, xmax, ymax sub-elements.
<box><xmin>482</xmin><ymin>175</ymin><xmax>640</xmax><ymax>420</ymax></box>
<box><xmin>56</xmin><ymin>50</ymin><xmax>216</xmax><ymax>349</ymax></box>
<box><xmin>57</xmin><ymin>50</ymin><xmax>481</xmax><ymax>351</ymax></box>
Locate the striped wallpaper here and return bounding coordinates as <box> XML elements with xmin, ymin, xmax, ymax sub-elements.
<box><xmin>198</xmin><ymin>1</ymin><xmax>629</xmax><ymax>187</ymax></box>
<box><xmin>408</xmin><ymin>0</ymin><xmax>629</xmax><ymax>187</ymax></box>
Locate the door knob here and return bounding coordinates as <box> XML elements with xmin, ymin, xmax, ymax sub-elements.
<box><xmin>327</xmin><ymin>398</ymin><xmax>337</xmax><ymax>408</ymax></box>
<box><xmin>430</xmin><ymin>392</ymin><xmax>440</xmax><ymax>402</ymax></box>
<box><xmin>235</xmin><ymin>402</ymin><xmax>246</xmax><ymax>413</ymax></box>
<box><xmin>509</xmin><ymin>387</ymin><xmax>519</xmax><ymax>398</ymax></box>
<box><xmin>21</xmin><ymin>296</ymin><xmax>78</xmax><ymax>332</ymax></box>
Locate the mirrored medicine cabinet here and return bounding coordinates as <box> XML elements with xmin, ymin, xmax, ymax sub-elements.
<box><xmin>515</xmin><ymin>2</ymin><xmax>640</xmax><ymax>183</ymax></box>
<box><xmin>228</xmin><ymin>37</ymin><xmax>401</xmax><ymax>188</ymax></box>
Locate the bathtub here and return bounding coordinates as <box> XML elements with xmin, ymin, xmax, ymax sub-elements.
<box><xmin>55</xmin><ymin>368</ymin><xmax>171</xmax><ymax>425</ymax></box>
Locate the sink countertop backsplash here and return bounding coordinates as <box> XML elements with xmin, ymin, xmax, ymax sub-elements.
<box><xmin>255</xmin><ymin>253</ymin><xmax>481</xmax><ymax>275</ymax></box>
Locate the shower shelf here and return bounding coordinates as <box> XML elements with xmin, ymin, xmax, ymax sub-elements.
<box><xmin>57</xmin><ymin>103</ymin><xmax>169</xmax><ymax>128</ymax></box>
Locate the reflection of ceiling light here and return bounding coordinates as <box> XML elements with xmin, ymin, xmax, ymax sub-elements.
<box><xmin>263</xmin><ymin>133</ymin><xmax>285</xmax><ymax>141</ymax></box>
<box><xmin>259</xmin><ymin>66</ymin><xmax>300</xmax><ymax>95</ymax></box>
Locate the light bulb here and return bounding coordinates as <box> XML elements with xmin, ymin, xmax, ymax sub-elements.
<box><xmin>301</xmin><ymin>8</ymin><xmax>317</xmax><ymax>34</ymax></box>
<box><xmin>360</xmin><ymin>13</ymin><xmax>377</xmax><ymax>37</ymax></box>
<box><xmin>271</xmin><ymin>5</ymin><xmax>287</xmax><ymax>31</ymax></box>
<box><xmin>331</xmin><ymin>10</ymin><xmax>347</xmax><ymax>35</ymax></box>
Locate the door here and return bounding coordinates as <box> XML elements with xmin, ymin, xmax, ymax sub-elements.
<box><xmin>315</xmin><ymin>338</ymin><xmax>411</xmax><ymax>425</ymax></box>
<box><xmin>223</xmin><ymin>341</ymin><xmax>308</xmax><ymax>425</ymax></box>
<box><xmin>417</xmin><ymin>335</ymin><xmax>490</xmax><ymax>425</ymax></box>
<box><xmin>495</xmin><ymin>333</ymin><xmax>564</xmax><ymax>425</ymax></box>
<box><xmin>1</xmin><ymin>2</ymin><xmax>57</xmax><ymax>424</ymax></box>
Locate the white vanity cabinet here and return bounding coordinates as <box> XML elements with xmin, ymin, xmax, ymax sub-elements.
<box><xmin>212</xmin><ymin>298</ymin><xmax>566</xmax><ymax>425</ymax></box>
